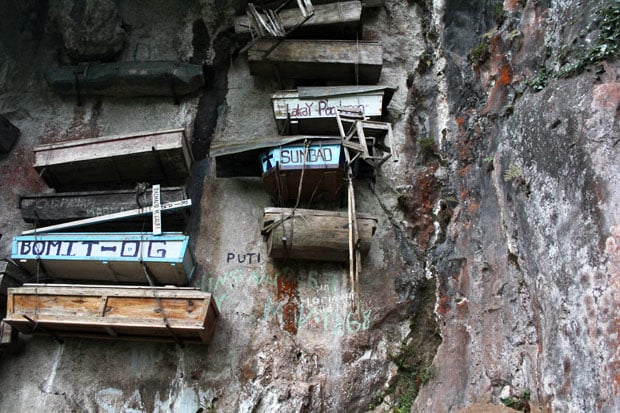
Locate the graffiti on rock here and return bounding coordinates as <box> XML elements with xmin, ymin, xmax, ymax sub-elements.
<box><xmin>208</xmin><ymin>265</ymin><xmax>372</xmax><ymax>336</ymax></box>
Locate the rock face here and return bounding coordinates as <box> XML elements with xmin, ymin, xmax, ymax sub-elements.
<box><xmin>414</xmin><ymin>0</ymin><xmax>620</xmax><ymax>412</ymax></box>
<box><xmin>49</xmin><ymin>0</ymin><xmax>127</xmax><ymax>62</ymax></box>
<box><xmin>0</xmin><ymin>0</ymin><xmax>618</xmax><ymax>412</ymax></box>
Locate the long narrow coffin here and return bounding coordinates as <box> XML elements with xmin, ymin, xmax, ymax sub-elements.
<box><xmin>5</xmin><ymin>284</ymin><xmax>219</xmax><ymax>344</ymax></box>
<box><xmin>33</xmin><ymin>128</ymin><xmax>193</xmax><ymax>191</ymax></box>
<box><xmin>19</xmin><ymin>187</ymin><xmax>188</xmax><ymax>232</ymax></box>
<box><xmin>235</xmin><ymin>1</ymin><xmax>362</xmax><ymax>39</ymax></box>
<box><xmin>272</xmin><ymin>86</ymin><xmax>393</xmax><ymax>134</ymax></box>
<box><xmin>12</xmin><ymin>233</ymin><xmax>195</xmax><ymax>285</ymax></box>
<box><xmin>0</xmin><ymin>115</ymin><xmax>20</xmax><ymax>153</ymax></box>
<box><xmin>262</xmin><ymin>207</ymin><xmax>377</xmax><ymax>262</ymax></box>
<box><xmin>261</xmin><ymin>139</ymin><xmax>345</xmax><ymax>203</ymax></box>
<box><xmin>248</xmin><ymin>39</ymin><xmax>383</xmax><ymax>84</ymax></box>
<box><xmin>45</xmin><ymin>61</ymin><xmax>204</xmax><ymax>97</ymax></box>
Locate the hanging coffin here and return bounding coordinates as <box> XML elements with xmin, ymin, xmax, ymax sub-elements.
<box><xmin>33</xmin><ymin>128</ymin><xmax>193</xmax><ymax>191</ymax></box>
<box><xmin>235</xmin><ymin>1</ymin><xmax>362</xmax><ymax>40</ymax></box>
<box><xmin>260</xmin><ymin>139</ymin><xmax>345</xmax><ymax>203</ymax></box>
<box><xmin>0</xmin><ymin>115</ymin><xmax>20</xmax><ymax>153</ymax></box>
<box><xmin>45</xmin><ymin>61</ymin><xmax>204</xmax><ymax>97</ymax></box>
<box><xmin>261</xmin><ymin>207</ymin><xmax>377</xmax><ymax>262</ymax></box>
<box><xmin>5</xmin><ymin>284</ymin><xmax>219</xmax><ymax>344</ymax></box>
<box><xmin>248</xmin><ymin>39</ymin><xmax>383</xmax><ymax>84</ymax></box>
<box><xmin>19</xmin><ymin>187</ymin><xmax>188</xmax><ymax>232</ymax></box>
<box><xmin>11</xmin><ymin>232</ymin><xmax>195</xmax><ymax>285</ymax></box>
<box><xmin>272</xmin><ymin>85</ymin><xmax>394</xmax><ymax>134</ymax></box>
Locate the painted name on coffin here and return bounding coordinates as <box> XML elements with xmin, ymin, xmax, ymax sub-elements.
<box><xmin>13</xmin><ymin>237</ymin><xmax>185</xmax><ymax>260</ymax></box>
<box><xmin>261</xmin><ymin>144</ymin><xmax>341</xmax><ymax>173</ymax></box>
<box><xmin>284</xmin><ymin>100</ymin><xmax>367</xmax><ymax>118</ymax></box>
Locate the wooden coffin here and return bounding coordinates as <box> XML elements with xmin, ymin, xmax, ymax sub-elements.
<box><xmin>235</xmin><ymin>1</ymin><xmax>362</xmax><ymax>39</ymax></box>
<box><xmin>19</xmin><ymin>187</ymin><xmax>188</xmax><ymax>232</ymax></box>
<box><xmin>260</xmin><ymin>140</ymin><xmax>345</xmax><ymax>203</ymax></box>
<box><xmin>12</xmin><ymin>232</ymin><xmax>195</xmax><ymax>286</ymax></box>
<box><xmin>45</xmin><ymin>61</ymin><xmax>204</xmax><ymax>97</ymax></box>
<box><xmin>262</xmin><ymin>207</ymin><xmax>377</xmax><ymax>262</ymax></box>
<box><xmin>248</xmin><ymin>39</ymin><xmax>383</xmax><ymax>84</ymax></box>
<box><xmin>1</xmin><ymin>260</ymin><xmax>26</xmax><ymax>317</ymax></box>
<box><xmin>5</xmin><ymin>284</ymin><xmax>219</xmax><ymax>344</ymax></box>
<box><xmin>210</xmin><ymin>135</ymin><xmax>340</xmax><ymax>177</ymax></box>
<box><xmin>33</xmin><ymin>128</ymin><xmax>193</xmax><ymax>191</ymax></box>
<box><xmin>0</xmin><ymin>115</ymin><xmax>20</xmax><ymax>153</ymax></box>
<box><xmin>272</xmin><ymin>86</ymin><xmax>393</xmax><ymax>134</ymax></box>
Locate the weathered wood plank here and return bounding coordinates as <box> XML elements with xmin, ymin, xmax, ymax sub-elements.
<box><xmin>12</xmin><ymin>232</ymin><xmax>195</xmax><ymax>286</ymax></box>
<box><xmin>262</xmin><ymin>207</ymin><xmax>377</xmax><ymax>262</ymax></box>
<box><xmin>5</xmin><ymin>284</ymin><xmax>219</xmax><ymax>344</ymax></box>
<box><xmin>0</xmin><ymin>320</ymin><xmax>17</xmax><ymax>347</ymax></box>
<box><xmin>235</xmin><ymin>1</ymin><xmax>362</xmax><ymax>39</ymax></box>
<box><xmin>19</xmin><ymin>187</ymin><xmax>188</xmax><ymax>231</ymax></box>
<box><xmin>248</xmin><ymin>39</ymin><xmax>383</xmax><ymax>84</ymax></box>
<box><xmin>33</xmin><ymin>128</ymin><xmax>193</xmax><ymax>191</ymax></box>
<box><xmin>0</xmin><ymin>115</ymin><xmax>20</xmax><ymax>153</ymax></box>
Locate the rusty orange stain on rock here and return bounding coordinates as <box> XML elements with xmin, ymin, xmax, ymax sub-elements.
<box><xmin>277</xmin><ymin>272</ymin><xmax>298</xmax><ymax>335</ymax></box>
<box><xmin>482</xmin><ymin>62</ymin><xmax>513</xmax><ymax>115</ymax></box>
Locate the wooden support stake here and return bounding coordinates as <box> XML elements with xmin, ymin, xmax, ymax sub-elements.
<box><xmin>152</xmin><ymin>184</ymin><xmax>162</xmax><ymax>235</ymax></box>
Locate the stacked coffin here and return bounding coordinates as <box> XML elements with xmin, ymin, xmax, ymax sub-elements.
<box><xmin>221</xmin><ymin>0</ymin><xmax>397</xmax><ymax>273</ymax></box>
<box><xmin>4</xmin><ymin>128</ymin><xmax>219</xmax><ymax>345</ymax></box>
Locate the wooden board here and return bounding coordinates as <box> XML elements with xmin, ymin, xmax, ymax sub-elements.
<box><xmin>33</xmin><ymin>128</ymin><xmax>193</xmax><ymax>191</ymax></box>
<box><xmin>0</xmin><ymin>115</ymin><xmax>20</xmax><ymax>153</ymax></box>
<box><xmin>262</xmin><ymin>207</ymin><xmax>377</xmax><ymax>262</ymax></box>
<box><xmin>235</xmin><ymin>1</ymin><xmax>362</xmax><ymax>39</ymax></box>
<box><xmin>19</xmin><ymin>187</ymin><xmax>188</xmax><ymax>232</ymax></box>
<box><xmin>272</xmin><ymin>86</ymin><xmax>393</xmax><ymax>134</ymax></box>
<box><xmin>248</xmin><ymin>39</ymin><xmax>383</xmax><ymax>84</ymax></box>
<box><xmin>1</xmin><ymin>260</ymin><xmax>26</xmax><ymax>317</ymax></box>
<box><xmin>0</xmin><ymin>320</ymin><xmax>17</xmax><ymax>347</ymax></box>
<box><xmin>5</xmin><ymin>284</ymin><xmax>219</xmax><ymax>344</ymax></box>
<box><xmin>12</xmin><ymin>232</ymin><xmax>195</xmax><ymax>286</ymax></box>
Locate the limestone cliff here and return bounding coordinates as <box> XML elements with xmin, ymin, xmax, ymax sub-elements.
<box><xmin>0</xmin><ymin>0</ymin><xmax>617</xmax><ymax>412</ymax></box>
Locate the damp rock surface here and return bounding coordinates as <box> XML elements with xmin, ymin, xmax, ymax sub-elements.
<box><xmin>0</xmin><ymin>0</ymin><xmax>618</xmax><ymax>412</ymax></box>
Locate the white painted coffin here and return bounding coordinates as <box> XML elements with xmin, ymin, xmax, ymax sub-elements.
<box><xmin>272</xmin><ymin>86</ymin><xmax>391</xmax><ymax>134</ymax></box>
<box><xmin>11</xmin><ymin>232</ymin><xmax>194</xmax><ymax>285</ymax></box>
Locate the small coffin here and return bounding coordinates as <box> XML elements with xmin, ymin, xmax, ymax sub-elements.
<box><xmin>19</xmin><ymin>187</ymin><xmax>188</xmax><ymax>232</ymax></box>
<box><xmin>260</xmin><ymin>139</ymin><xmax>345</xmax><ymax>203</ymax></box>
<box><xmin>33</xmin><ymin>128</ymin><xmax>193</xmax><ymax>191</ymax></box>
<box><xmin>0</xmin><ymin>115</ymin><xmax>20</xmax><ymax>153</ymax></box>
<box><xmin>12</xmin><ymin>232</ymin><xmax>195</xmax><ymax>286</ymax></box>
<box><xmin>5</xmin><ymin>284</ymin><xmax>219</xmax><ymax>344</ymax></box>
<box><xmin>45</xmin><ymin>61</ymin><xmax>204</xmax><ymax>97</ymax></box>
<box><xmin>272</xmin><ymin>86</ymin><xmax>393</xmax><ymax>134</ymax></box>
<box><xmin>262</xmin><ymin>207</ymin><xmax>377</xmax><ymax>262</ymax></box>
<box><xmin>248</xmin><ymin>39</ymin><xmax>383</xmax><ymax>84</ymax></box>
<box><xmin>235</xmin><ymin>1</ymin><xmax>362</xmax><ymax>39</ymax></box>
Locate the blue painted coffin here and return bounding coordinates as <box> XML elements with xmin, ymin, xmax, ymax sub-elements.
<box><xmin>260</xmin><ymin>142</ymin><xmax>342</xmax><ymax>173</ymax></box>
<box><xmin>12</xmin><ymin>232</ymin><xmax>194</xmax><ymax>285</ymax></box>
<box><xmin>260</xmin><ymin>140</ymin><xmax>345</xmax><ymax>203</ymax></box>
